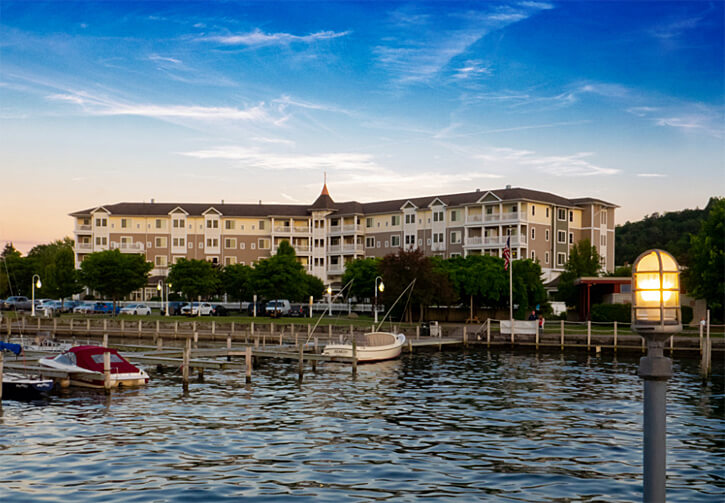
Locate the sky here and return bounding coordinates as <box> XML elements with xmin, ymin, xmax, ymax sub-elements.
<box><xmin>1</xmin><ymin>0</ymin><xmax>723</xmax><ymax>254</ymax></box>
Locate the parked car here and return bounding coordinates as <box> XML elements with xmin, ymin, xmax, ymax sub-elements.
<box><xmin>73</xmin><ymin>302</ymin><xmax>95</xmax><ymax>314</ymax></box>
<box><xmin>246</xmin><ymin>301</ymin><xmax>267</xmax><ymax>316</ymax></box>
<box><xmin>120</xmin><ymin>303</ymin><xmax>152</xmax><ymax>316</ymax></box>
<box><xmin>2</xmin><ymin>296</ymin><xmax>33</xmax><ymax>311</ymax></box>
<box><xmin>92</xmin><ymin>302</ymin><xmax>120</xmax><ymax>315</ymax></box>
<box><xmin>161</xmin><ymin>301</ymin><xmax>188</xmax><ymax>316</ymax></box>
<box><xmin>211</xmin><ymin>305</ymin><xmax>228</xmax><ymax>316</ymax></box>
<box><xmin>180</xmin><ymin>302</ymin><xmax>214</xmax><ymax>316</ymax></box>
<box><xmin>265</xmin><ymin>299</ymin><xmax>291</xmax><ymax>317</ymax></box>
<box><xmin>288</xmin><ymin>304</ymin><xmax>309</xmax><ymax>317</ymax></box>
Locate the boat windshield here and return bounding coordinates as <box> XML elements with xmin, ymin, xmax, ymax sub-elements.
<box><xmin>54</xmin><ymin>352</ymin><xmax>77</xmax><ymax>366</ymax></box>
<box><xmin>90</xmin><ymin>354</ymin><xmax>125</xmax><ymax>364</ymax></box>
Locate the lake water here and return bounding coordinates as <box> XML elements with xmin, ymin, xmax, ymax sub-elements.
<box><xmin>1</xmin><ymin>348</ymin><xmax>723</xmax><ymax>502</ymax></box>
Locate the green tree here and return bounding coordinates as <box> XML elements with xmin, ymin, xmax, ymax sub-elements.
<box><xmin>27</xmin><ymin>238</ymin><xmax>83</xmax><ymax>302</ymax></box>
<box><xmin>341</xmin><ymin>257</ymin><xmax>381</xmax><ymax>301</ymax></box>
<box><xmin>167</xmin><ymin>258</ymin><xmax>221</xmax><ymax>301</ymax></box>
<box><xmin>686</xmin><ymin>197</ymin><xmax>724</xmax><ymax>321</ymax></box>
<box><xmin>511</xmin><ymin>259</ymin><xmax>548</xmax><ymax>319</ymax></box>
<box><xmin>0</xmin><ymin>243</ymin><xmax>30</xmax><ymax>298</ymax></box>
<box><xmin>221</xmin><ymin>263</ymin><xmax>254</xmax><ymax>308</ymax></box>
<box><xmin>301</xmin><ymin>273</ymin><xmax>325</xmax><ymax>301</ymax></box>
<box><xmin>557</xmin><ymin>239</ymin><xmax>603</xmax><ymax>307</ymax></box>
<box><xmin>251</xmin><ymin>241</ymin><xmax>308</xmax><ymax>301</ymax></box>
<box><xmin>80</xmin><ymin>250</ymin><xmax>152</xmax><ymax>313</ymax></box>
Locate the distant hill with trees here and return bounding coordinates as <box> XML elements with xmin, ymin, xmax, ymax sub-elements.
<box><xmin>615</xmin><ymin>197</ymin><xmax>719</xmax><ymax>267</ymax></box>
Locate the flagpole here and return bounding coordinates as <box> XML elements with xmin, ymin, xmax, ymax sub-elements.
<box><xmin>508</xmin><ymin>228</ymin><xmax>513</xmax><ymax>339</ymax></box>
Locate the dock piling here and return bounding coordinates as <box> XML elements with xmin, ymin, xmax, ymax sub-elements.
<box><xmin>103</xmin><ymin>351</ymin><xmax>111</xmax><ymax>393</ymax></box>
<box><xmin>245</xmin><ymin>346</ymin><xmax>252</xmax><ymax>383</ymax></box>
<box><xmin>352</xmin><ymin>338</ymin><xmax>357</xmax><ymax>377</ymax></box>
<box><xmin>182</xmin><ymin>337</ymin><xmax>191</xmax><ymax>389</ymax></box>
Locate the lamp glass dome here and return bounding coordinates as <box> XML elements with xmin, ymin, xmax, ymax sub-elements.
<box><xmin>378</xmin><ymin>281</ymin><xmax>385</xmax><ymax>293</ymax></box>
<box><xmin>36</xmin><ymin>279</ymin><xmax>42</xmax><ymax>288</ymax></box>
<box><xmin>632</xmin><ymin>249</ymin><xmax>681</xmax><ymax>335</ymax></box>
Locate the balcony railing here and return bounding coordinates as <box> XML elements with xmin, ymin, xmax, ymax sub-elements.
<box><xmin>294</xmin><ymin>245</ymin><xmax>311</xmax><ymax>254</ymax></box>
<box><xmin>464</xmin><ymin>236</ymin><xmax>527</xmax><ymax>247</ymax></box>
<box><xmin>466</xmin><ymin>214</ymin><xmax>483</xmax><ymax>224</ymax></box>
<box><xmin>327</xmin><ymin>265</ymin><xmax>344</xmax><ymax>275</ymax></box>
<box><xmin>76</xmin><ymin>224</ymin><xmax>92</xmax><ymax>232</ymax></box>
<box><xmin>274</xmin><ymin>226</ymin><xmax>292</xmax><ymax>233</ymax></box>
<box><xmin>76</xmin><ymin>242</ymin><xmax>93</xmax><ymax>250</ymax></box>
<box><xmin>292</xmin><ymin>226</ymin><xmax>310</xmax><ymax>233</ymax></box>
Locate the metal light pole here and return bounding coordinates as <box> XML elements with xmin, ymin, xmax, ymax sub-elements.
<box><xmin>253</xmin><ymin>294</ymin><xmax>257</xmax><ymax>318</ymax></box>
<box><xmin>374</xmin><ymin>276</ymin><xmax>384</xmax><ymax>324</ymax></box>
<box><xmin>632</xmin><ymin>249</ymin><xmax>682</xmax><ymax>503</ymax></box>
<box><xmin>327</xmin><ymin>286</ymin><xmax>332</xmax><ymax>316</ymax></box>
<box><xmin>157</xmin><ymin>280</ymin><xmax>164</xmax><ymax>316</ymax></box>
<box><xmin>31</xmin><ymin>274</ymin><xmax>41</xmax><ymax>317</ymax></box>
<box><xmin>165</xmin><ymin>282</ymin><xmax>171</xmax><ymax>317</ymax></box>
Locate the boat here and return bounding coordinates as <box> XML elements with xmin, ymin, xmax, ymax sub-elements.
<box><xmin>2</xmin><ymin>373</ymin><xmax>54</xmax><ymax>400</ymax></box>
<box><xmin>323</xmin><ymin>331</ymin><xmax>406</xmax><ymax>362</ymax></box>
<box><xmin>39</xmin><ymin>345</ymin><xmax>150</xmax><ymax>388</ymax></box>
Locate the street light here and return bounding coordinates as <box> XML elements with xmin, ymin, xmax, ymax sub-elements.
<box><xmin>157</xmin><ymin>280</ymin><xmax>166</xmax><ymax>317</ymax></box>
<box><xmin>31</xmin><ymin>274</ymin><xmax>42</xmax><ymax>317</ymax></box>
<box><xmin>632</xmin><ymin>249</ymin><xmax>681</xmax><ymax>503</ymax></box>
<box><xmin>327</xmin><ymin>286</ymin><xmax>332</xmax><ymax>316</ymax></box>
<box><xmin>374</xmin><ymin>276</ymin><xmax>384</xmax><ymax>324</ymax></box>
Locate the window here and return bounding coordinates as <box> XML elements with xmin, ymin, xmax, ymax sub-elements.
<box><xmin>206</xmin><ymin>219</ymin><xmax>219</xmax><ymax>229</ymax></box>
<box><xmin>258</xmin><ymin>238</ymin><xmax>270</xmax><ymax>249</ymax></box>
<box><xmin>450</xmin><ymin>231</ymin><xmax>461</xmax><ymax>244</ymax></box>
<box><xmin>404</xmin><ymin>214</ymin><xmax>415</xmax><ymax>224</ymax></box>
<box><xmin>433</xmin><ymin>233</ymin><xmax>444</xmax><ymax>244</ymax></box>
<box><xmin>531</xmin><ymin>228</ymin><xmax>535</xmax><ymax>240</ymax></box>
<box><xmin>557</xmin><ymin>252</ymin><xmax>566</xmax><ymax>266</ymax></box>
<box><xmin>486</xmin><ymin>206</ymin><xmax>493</xmax><ymax>215</ymax></box>
<box><xmin>155</xmin><ymin>237</ymin><xmax>167</xmax><ymax>248</ymax></box>
<box><xmin>95</xmin><ymin>236</ymin><xmax>107</xmax><ymax>246</ymax></box>
<box><xmin>569</xmin><ymin>211</ymin><xmax>573</xmax><ymax>222</ymax></box>
<box><xmin>155</xmin><ymin>256</ymin><xmax>168</xmax><ymax>267</ymax></box>
<box><xmin>557</xmin><ymin>208</ymin><xmax>566</xmax><ymax>221</ymax></box>
<box><xmin>545</xmin><ymin>252</ymin><xmax>550</xmax><ymax>264</ymax></box>
<box><xmin>531</xmin><ymin>250</ymin><xmax>536</xmax><ymax>260</ymax></box>
<box><xmin>510</xmin><ymin>205</ymin><xmax>517</xmax><ymax>213</ymax></box>
<box><xmin>189</xmin><ymin>242</ymin><xmax>193</xmax><ymax>249</ymax></box>
<box><xmin>546</xmin><ymin>208</ymin><xmax>550</xmax><ymax>218</ymax></box>
<box><xmin>199</xmin><ymin>242</ymin><xmax>203</xmax><ymax>249</ymax></box>
<box><xmin>569</xmin><ymin>233</ymin><xmax>573</xmax><ymax>244</ymax></box>
<box><xmin>172</xmin><ymin>237</ymin><xmax>185</xmax><ymax>247</ymax></box>
<box><xmin>259</xmin><ymin>220</ymin><xmax>265</xmax><ymax>230</ymax></box>
<box><xmin>384</xmin><ymin>240</ymin><xmax>389</xmax><ymax>248</ymax></box>
<box><xmin>173</xmin><ymin>218</ymin><xmax>185</xmax><ymax>228</ymax></box>
<box><xmin>391</xmin><ymin>215</ymin><xmax>401</xmax><ymax>226</ymax></box>
<box><xmin>601</xmin><ymin>211</ymin><xmax>607</xmax><ymax>225</ymax></box>
<box><xmin>405</xmin><ymin>235</ymin><xmax>415</xmax><ymax>245</ymax></box>
<box><xmin>450</xmin><ymin>210</ymin><xmax>459</xmax><ymax>222</ymax></box>
<box><xmin>391</xmin><ymin>235</ymin><xmax>400</xmax><ymax>247</ymax></box>
<box><xmin>366</xmin><ymin>217</ymin><xmax>373</xmax><ymax>228</ymax></box>
<box><xmin>376</xmin><ymin>241</ymin><xmax>381</xmax><ymax>248</ymax></box>
<box><xmin>95</xmin><ymin>218</ymin><xmax>107</xmax><ymax>227</ymax></box>
<box><xmin>251</xmin><ymin>242</ymin><xmax>256</xmax><ymax>250</ymax></box>
<box><xmin>601</xmin><ymin>235</ymin><xmax>607</xmax><ymax>246</ymax></box>
<box><xmin>156</xmin><ymin>219</ymin><xmax>163</xmax><ymax>229</ymax></box>
<box><xmin>557</xmin><ymin>231</ymin><xmax>566</xmax><ymax>243</ymax></box>
<box><xmin>531</xmin><ymin>205</ymin><xmax>535</xmax><ymax>216</ymax></box>
<box><xmin>225</xmin><ymin>238</ymin><xmax>237</xmax><ymax>249</ymax></box>
<box><xmin>433</xmin><ymin>211</ymin><xmax>444</xmax><ymax>222</ymax></box>
<box><xmin>121</xmin><ymin>218</ymin><xmax>128</xmax><ymax>228</ymax></box>
<box><xmin>366</xmin><ymin>237</ymin><xmax>375</xmax><ymax>248</ymax></box>
<box><xmin>206</xmin><ymin>238</ymin><xmax>219</xmax><ymax>248</ymax></box>
<box><xmin>225</xmin><ymin>220</ymin><xmax>235</xmax><ymax>230</ymax></box>
<box><xmin>225</xmin><ymin>256</ymin><xmax>237</xmax><ymax>266</ymax></box>
<box><xmin>240</xmin><ymin>242</ymin><xmax>245</xmax><ymax>250</ymax></box>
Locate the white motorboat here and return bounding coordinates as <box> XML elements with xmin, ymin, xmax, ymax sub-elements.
<box><xmin>39</xmin><ymin>345</ymin><xmax>149</xmax><ymax>388</ymax></box>
<box><xmin>323</xmin><ymin>331</ymin><xmax>406</xmax><ymax>362</ymax></box>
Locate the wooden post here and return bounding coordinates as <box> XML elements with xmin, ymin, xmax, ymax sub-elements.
<box><xmin>311</xmin><ymin>337</ymin><xmax>317</xmax><ymax>373</ymax></box>
<box><xmin>295</xmin><ymin>332</ymin><xmax>298</xmax><ymax>348</ymax></box>
<box><xmin>138</xmin><ymin>320</ymin><xmax>142</xmax><ymax>336</ymax></box>
<box><xmin>699</xmin><ymin>320</ymin><xmax>704</xmax><ymax>355</ymax></box>
<box><xmin>103</xmin><ymin>333</ymin><xmax>108</xmax><ymax>348</ymax></box>
<box><xmin>245</xmin><ymin>346</ymin><xmax>252</xmax><ymax>383</ymax></box>
<box><xmin>702</xmin><ymin>310</ymin><xmax>712</xmax><ymax>377</ymax></box>
<box><xmin>279</xmin><ymin>331</ymin><xmax>283</xmax><ymax>346</ymax></box>
<box><xmin>174</xmin><ymin>321</ymin><xmax>178</xmax><ymax>340</ymax></box>
<box><xmin>669</xmin><ymin>334</ymin><xmax>674</xmax><ymax>354</ymax></box>
<box><xmin>70</xmin><ymin>317</ymin><xmax>74</xmax><ymax>334</ymax></box>
<box><xmin>231</xmin><ymin>322</ymin><xmax>235</xmax><ymax>338</ymax></box>
<box><xmin>212</xmin><ymin>321</ymin><xmax>215</xmax><ymax>335</ymax></box>
<box><xmin>463</xmin><ymin>325</ymin><xmax>468</xmax><ymax>347</ymax></box>
<box><xmin>352</xmin><ymin>337</ymin><xmax>357</xmax><ymax>377</ymax></box>
<box><xmin>193</xmin><ymin>331</ymin><xmax>198</xmax><ymax>349</ymax></box>
<box><xmin>535</xmin><ymin>322</ymin><xmax>539</xmax><ymax>350</ymax></box>
<box><xmin>314</xmin><ymin>336</ymin><xmax>318</xmax><ymax>354</ymax></box>
<box><xmin>613</xmin><ymin>321</ymin><xmax>618</xmax><ymax>352</ymax></box>
<box><xmin>104</xmin><ymin>318</ymin><xmax>108</xmax><ymax>336</ymax></box>
<box><xmin>7</xmin><ymin>315</ymin><xmax>12</xmax><ymax>336</ymax></box>
<box><xmin>86</xmin><ymin>318</ymin><xmax>90</xmax><ymax>333</ymax></box>
<box><xmin>416</xmin><ymin>325</ymin><xmax>420</xmax><ymax>340</ymax></box>
<box><xmin>587</xmin><ymin>321</ymin><xmax>591</xmax><ymax>350</ymax></box>
<box><xmin>487</xmin><ymin>318</ymin><xmax>491</xmax><ymax>346</ymax></box>
<box><xmin>157</xmin><ymin>336</ymin><xmax>163</xmax><ymax>351</ymax></box>
<box><xmin>408</xmin><ymin>338</ymin><xmax>412</xmax><ymax>354</ymax></box>
<box><xmin>270</xmin><ymin>323</ymin><xmax>275</xmax><ymax>337</ymax></box>
<box><xmin>254</xmin><ymin>335</ymin><xmax>259</xmax><ymax>349</ymax></box>
<box><xmin>103</xmin><ymin>351</ymin><xmax>111</xmax><ymax>393</ymax></box>
<box><xmin>349</xmin><ymin>324</ymin><xmax>353</xmax><ymax>343</ymax></box>
<box><xmin>182</xmin><ymin>337</ymin><xmax>191</xmax><ymax>388</ymax></box>
<box><xmin>262</xmin><ymin>331</ymin><xmax>266</xmax><ymax>348</ymax></box>
<box><xmin>227</xmin><ymin>335</ymin><xmax>232</xmax><ymax>361</ymax></box>
<box><xmin>52</xmin><ymin>317</ymin><xmax>57</xmax><ymax>337</ymax></box>
<box><xmin>641</xmin><ymin>336</ymin><xmax>646</xmax><ymax>353</ymax></box>
<box><xmin>328</xmin><ymin>324</ymin><xmax>332</xmax><ymax>341</ymax></box>
<box><xmin>251</xmin><ymin>322</ymin><xmax>255</xmax><ymax>339</ymax></box>
<box><xmin>156</xmin><ymin>320</ymin><xmax>160</xmax><ymax>337</ymax></box>
<box><xmin>298</xmin><ymin>345</ymin><xmax>304</xmax><ymax>380</ymax></box>
<box><xmin>120</xmin><ymin>319</ymin><xmax>124</xmax><ymax>335</ymax></box>
<box><xmin>37</xmin><ymin>317</ymin><xmax>41</xmax><ymax>330</ymax></box>
<box><xmin>560</xmin><ymin>320</ymin><xmax>564</xmax><ymax>350</ymax></box>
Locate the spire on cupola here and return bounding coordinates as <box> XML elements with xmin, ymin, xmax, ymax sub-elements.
<box><xmin>309</xmin><ymin>172</ymin><xmax>337</xmax><ymax>211</ymax></box>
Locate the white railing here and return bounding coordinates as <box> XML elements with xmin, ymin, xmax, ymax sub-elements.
<box><xmin>466</xmin><ymin>214</ymin><xmax>483</xmax><ymax>224</ymax></box>
<box><xmin>292</xmin><ymin>226</ymin><xmax>310</xmax><ymax>233</ymax></box>
<box><xmin>466</xmin><ymin>237</ymin><xmax>482</xmax><ymax>246</ymax></box>
<box><xmin>483</xmin><ymin>214</ymin><xmax>501</xmax><ymax>223</ymax></box>
<box><xmin>274</xmin><ymin>226</ymin><xmax>291</xmax><ymax>233</ymax></box>
<box><xmin>342</xmin><ymin>243</ymin><xmax>363</xmax><ymax>253</ymax></box>
<box><xmin>76</xmin><ymin>242</ymin><xmax>93</xmax><ymax>250</ymax></box>
<box><xmin>342</xmin><ymin>224</ymin><xmax>361</xmax><ymax>233</ymax></box>
<box><xmin>329</xmin><ymin>225</ymin><xmax>342</xmax><ymax>234</ymax></box>
<box><xmin>328</xmin><ymin>245</ymin><xmax>341</xmax><ymax>253</ymax></box>
<box><xmin>76</xmin><ymin>224</ymin><xmax>92</xmax><ymax>232</ymax></box>
<box><xmin>294</xmin><ymin>245</ymin><xmax>311</xmax><ymax>254</ymax></box>
<box><xmin>327</xmin><ymin>265</ymin><xmax>344</xmax><ymax>275</ymax></box>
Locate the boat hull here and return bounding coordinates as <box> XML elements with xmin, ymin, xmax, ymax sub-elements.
<box><xmin>2</xmin><ymin>374</ymin><xmax>54</xmax><ymax>400</ymax></box>
<box><xmin>323</xmin><ymin>333</ymin><xmax>406</xmax><ymax>362</ymax></box>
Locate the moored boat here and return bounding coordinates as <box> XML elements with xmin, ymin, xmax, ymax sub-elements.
<box><xmin>2</xmin><ymin>373</ymin><xmax>54</xmax><ymax>400</ymax></box>
<box><xmin>322</xmin><ymin>331</ymin><xmax>406</xmax><ymax>362</ymax></box>
<box><xmin>39</xmin><ymin>345</ymin><xmax>149</xmax><ymax>388</ymax></box>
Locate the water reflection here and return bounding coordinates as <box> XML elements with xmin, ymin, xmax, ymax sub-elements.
<box><xmin>0</xmin><ymin>349</ymin><xmax>722</xmax><ymax>502</ymax></box>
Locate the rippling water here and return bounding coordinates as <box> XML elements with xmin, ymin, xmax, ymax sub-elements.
<box><xmin>1</xmin><ymin>349</ymin><xmax>723</xmax><ymax>502</ymax></box>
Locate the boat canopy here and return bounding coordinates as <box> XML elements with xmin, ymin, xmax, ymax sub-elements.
<box><xmin>0</xmin><ymin>341</ymin><xmax>22</xmax><ymax>355</ymax></box>
<box><xmin>55</xmin><ymin>346</ymin><xmax>140</xmax><ymax>374</ymax></box>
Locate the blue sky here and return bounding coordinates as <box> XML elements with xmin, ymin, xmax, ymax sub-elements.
<box><xmin>1</xmin><ymin>1</ymin><xmax>723</xmax><ymax>253</ymax></box>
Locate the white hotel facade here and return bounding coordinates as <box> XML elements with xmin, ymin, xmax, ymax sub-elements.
<box><xmin>71</xmin><ymin>184</ymin><xmax>617</xmax><ymax>287</ymax></box>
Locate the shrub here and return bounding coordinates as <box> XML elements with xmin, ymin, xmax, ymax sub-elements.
<box><xmin>591</xmin><ymin>303</ymin><xmax>631</xmax><ymax>323</ymax></box>
<box><xmin>681</xmin><ymin>305</ymin><xmax>693</xmax><ymax>325</ymax></box>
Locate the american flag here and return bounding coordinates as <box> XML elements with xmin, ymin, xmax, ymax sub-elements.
<box><xmin>503</xmin><ymin>235</ymin><xmax>511</xmax><ymax>270</ymax></box>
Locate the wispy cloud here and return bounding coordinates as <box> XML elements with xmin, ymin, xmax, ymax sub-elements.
<box><xmin>637</xmin><ymin>173</ymin><xmax>667</xmax><ymax>178</ymax></box>
<box><xmin>375</xmin><ymin>3</ymin><xmax>552</xmax><ymax>85</ymax></box>
<box><xmin>649</xmin><ymin>15</ymin><xmax>703</xmax><ymax>40</ymax></box>
<box><xmin>452</xmin><ymin>60</ymin><xmax>492</xmax><ymax>80</ymax></box>
<box><xmin>148</xmin><ymin>54</ymin><xmax>182</xmax><ymax>65</ymax></box>
<box><xmin>199</xmin><ymin>29</ymin><xmax>350</xmax><ymax>46</ymax></box>
<box><xmin>627</xmin><ymin>102</ymin><xmax>724</xmax><ymax>138</ymax></box>
<box><xmin>476</xmin><ymin>148</ymin><xmax>618</xmax><ymax>177</ymax></box>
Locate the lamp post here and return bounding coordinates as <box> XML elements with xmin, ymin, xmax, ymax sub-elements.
<box><xmin>157</xmin><ymin>280</ymin><xmax>164</xmax><ymax>316</ymax></box>
<box><xmin>166</xmin><ymin>283</ymin><xmax>171</xmax><ymax>317</ymax></box>
<box><xmin>31</xmin><ymin>274</ymin><xmax>42</xmax><ymax>317</ymax></box>
<box><xmin>327</xmin><ymin>286</ymin><xmax>332</xmax><ymax>316</ymax></box>
<box><xmin>632</xmin><ymin>249</ymin><xmax>682</xmax><ymax>503</ymax></box>
<box><xmin>374</xmin><ymin>276</ymin><xmax>384</xmax><ymax>324</ymax></box>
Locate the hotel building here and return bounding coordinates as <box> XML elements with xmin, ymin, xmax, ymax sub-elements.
<box><xmin>71</xmin><ymin>184</ymin><xmax>616</xmax><ymax>286</ymax></box>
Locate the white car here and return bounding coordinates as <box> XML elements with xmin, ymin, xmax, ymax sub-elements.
<box><xmin>180</xmin><ymin>302</ymin><xmax>214</xmax><ymax>316</ymax></box>
<box><xmin>120</xmin><ymin>303</ymin><xmax>152</xmax><ymax>315</ymax></box>
<box><xmin>73</xmin><ymin>302</ymin><xmax>95</xmax><ymax>314</ymax></box>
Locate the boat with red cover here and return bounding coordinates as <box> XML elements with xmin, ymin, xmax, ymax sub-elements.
<box><xmin>39</xmin><ymin>345</ymin><xmax>149</xmax><ymax>388</ymax></box>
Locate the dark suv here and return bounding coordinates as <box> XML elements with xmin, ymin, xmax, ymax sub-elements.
<box><xmin>161</xmin><ymin>301</ymin><xmax>188</xmax><ymax>316</ymax></box>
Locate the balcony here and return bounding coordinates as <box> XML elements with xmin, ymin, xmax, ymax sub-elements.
<box><xmin>294</xmin><ymin>245</ymin><xmax>311</xmax><ymax>254</ymax></box>
<box><xmin>76</xmin><ymin>242</ymin><xmax>93</xmax><ymax>251</ymax></box>
<box><xmin>328</xmin><ymin>244</ymin><xmax>363</xmax><ymax>254</ymax></box>
<box><xmin>292</xmin><ymin>226</ymin><xmax>310</xmax><ymax>233</ymax></box>
<box><xmin>465</xmin><ymin>214</ymin><xmax>483</xmax><ymax>224</ymax></box>
<box><xmin>111</xmin><ymin>241</ymin><xmax>145</xmax><ymax>252</ymax></box>
<box><xmin>76</xmin><ymin>224</ymin><xmax>92</xmax><ymax>233</ymax></box>
<box><xmin>464</xmin><ymin>235</ymin><xmax>527</xmax><ymax>248</ymax></box>
<box><xmin>274</xmin><ymin>225</ymin><xmax>292</xmax><ymax>233</ymax></box>
<box><xmin>329</xmin><ymin>224</ymin><xmax>362</xmax><ymax>235</ymax></box>
<box><xmin>327</xmin><ymin>265</ymin><xmax>344</xmax><ymax>275</ymax></box>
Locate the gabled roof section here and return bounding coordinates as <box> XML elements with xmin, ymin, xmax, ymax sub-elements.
<box><xmin>168</xmin><ymin>206</ymin><xmax>189</xmax><ymax>215</ymax></box>
<box><xmin>428</xmin><ymin>197</ymin><xmax>447</xmax><ymax>208</ymax></box>
<box><xmin>202</xmin><ymin>207</ymin><xmax>222</xmax><ymax>216</ymax></box>
<box><xmin>91</xmin><ymin>206</ymin><xmax>111</xmax><ymax>214</ymax></box>
<box><xmin>401</xmin><ymin>200</ymin><xmax>418</xmax><ymax>210</ymax></box>
<box><xmin>309</xmin><ymin>183</ymin><xmax>337</xmax><ymax>212</ymax></box>
<box><xmin>476</xmin><ymin>191</ymin><xmax>501</xmax><ymax>203</ymax></box>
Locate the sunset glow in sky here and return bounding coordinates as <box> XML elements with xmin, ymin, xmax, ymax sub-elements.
<box><xmin>1</xmin><ymin>1</ymin><xmax>723</xmax><ymax>254</ymax></box>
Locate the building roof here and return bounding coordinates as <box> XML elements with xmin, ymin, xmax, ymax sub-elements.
<box><xmin>69</xmin><ymin>186</ymin><xmax>616</xmax><ymax>218</ymax></box>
